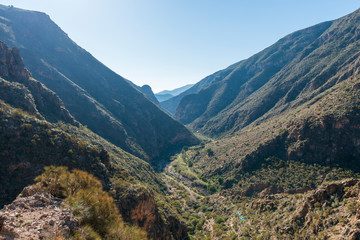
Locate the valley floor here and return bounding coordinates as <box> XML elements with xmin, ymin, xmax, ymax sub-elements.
<box><xmin>162</xmin><ymin>146</ymin><xmax>360</xmax><ymax>240</ymax></box>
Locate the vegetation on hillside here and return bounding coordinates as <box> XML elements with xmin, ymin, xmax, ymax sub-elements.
<box><xmin>175</xmin><ymin>8</ymin><xmax>360</xmax><ymax>139</ymax></box>
<box><xmin>160</xmin><ymin>72</ymin><xmax>360</xmax><ymax>238</ymax></box>
<box><xmin>34</xmin><ymin>166</ymin><xmax>147</xmax><ymax>239</ymax></box>
<box><xmin>0</xmin><ymin>99</ymin><xmax>189</xmax><ymax>239</ymax></box>
<box><xmin>1</xmin><ymin>5</ymin><xmax>360</xmax><ymax>240</ymax></box>
<box><xmin>0</xmin><ymin>4</ymin><xmax>199</xmax><ymax>166</ymax></box>
<box><xmin>0</xmin><ymin>38</ymin><xmax>190</xmax><ymax>239</ymax></box>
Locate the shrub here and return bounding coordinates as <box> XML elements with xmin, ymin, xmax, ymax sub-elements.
<box><xmin>224</xmin><ymin>178</ymin><xmax>235</xmax><ymax>189</ymax></box>
<box><xmin>35</xmin><ymin>166</ymin><xmax>147</xmax><ymax>239</ymax></box>
<box><xmin>35</xmin><ymin>166</ymin><xmax>70</xmax><ymax>198</ymax></box>
<box><xmin>206</xmin><ymin>148</ymin><xmax>214</xmax><ymax>157</ymax></box>
<box><xmin>68</xmin><ymin>149</ymin><xmax>73</xmax><ymax>155</ymax></box>
<box><xmin>66</xmin><ymin>187</ymin><xmax>119</xmax><ymax>236</ymax></box>
<box><xmin>207</xmin><ymin>184</ymin><xmax>217</xmax><ymax>193</ymax></box>
<box><xmin>196</xmin><ymin>218</ymin><xmax>205</xmax><ymax>231</ymax></box>
<box><xmin>35</xmin><ymin>166</ymin><xmax>102</xmax><ymax>198</ymax></box>
<box><xmin>21</xmin><ymin>123</ymin><xmax>33</xmax><ymax>131</ymax></box>
<box><xmin>66</xmin><ymin>169</ymin><xmax>102</xmax><ymax>196</ymax></box>
<box><xmin>218</xmin><ymin>177</ymin><xmax>224</xmax><ymax>185</ymax></box>
<box><xmin>314</xmin><ymin>202</ymin><xmax>321</xmax><ymax>208</ymax></box>
<box><xmin>215</xmin><ymin>216</ymin><xmax>225</xmax><ymax>224</ymax></box>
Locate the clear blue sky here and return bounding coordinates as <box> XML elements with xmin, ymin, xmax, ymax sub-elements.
<box><xmin>1</xmin><ymin>1</ymin><xmax>359</xmax><ymax>92</ymax></box>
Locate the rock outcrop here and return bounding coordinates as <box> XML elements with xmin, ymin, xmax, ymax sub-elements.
<box><xmin>117</xmin><ymin>187</ymin><xmax>189</xmax><ymax>240</ymax></box>
<box><xmin>0</xmin><ymin>186</ymin><xmax>79</xmax><ymax>240</ymax></box>
<box><xmin>0</xmin><ymin>43</ymin><xmax>30</xmax><ymax>81</ymax></box>
<box><xmin>287</xmin><ymin>179</ymin><xmax>360</xmax><ymax>238</ymax></box>
<box><xmin>0</xmin><ymin>78</ymin><xmax>42</xmax><ymax>118</ymax></box>
<box><xmin>0</xmin><ymin>41</ymin><xmax>77</xmax><ymax>125</ymax></box>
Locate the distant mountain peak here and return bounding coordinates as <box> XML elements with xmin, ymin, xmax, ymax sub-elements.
<box><xmin>155</xmin><ymin>83</ymin><xmax>194</xmax><ymax>103</ymax></box>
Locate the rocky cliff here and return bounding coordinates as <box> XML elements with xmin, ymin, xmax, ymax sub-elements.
<box><xmin>0</xmin><ymin>42</ymin><xmax>30</xmax><ymax>80</ymax></box>
<box><xmin>0</xmin><ymin>41</ymin><xmax>77</xmax><ymax>125</ymax></box>
<box><xmin>116</xmin><ymin>187</ymin><xmax>189</xmax><ymax>240</ymax></box>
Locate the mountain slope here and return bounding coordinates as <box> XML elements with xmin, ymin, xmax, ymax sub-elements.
<box><xmin>175</xmin><ymin>8</ymin><xmax>360</xmax><ymax>137</ymax></box>
<box><xmin>0</xmin><ymin>41</ymin><xmax>189</xmax><ymax>239</ymax></box>
<box><xmin>0</xmin><ymin>5</ymin><xmax>198</xmax><ymax>165</ymax></box>
<box><xmin>160</xmin><ymin>67</ymin><xmax>239</xmax><ymax>114</ymax></box>
<box><xmin>163</xmin><ymin>65</ymin><xmax>360</xmax><ymax>239</ymax></box>
<box><xmin>136</xmin><ymin>84</ymin><xmax>160</xmax><ymax>104</ymax></box>
<box><xmin>159</xmin><ymin>9</ymin><xmax>360</xmax><ymax>238</ymax></box>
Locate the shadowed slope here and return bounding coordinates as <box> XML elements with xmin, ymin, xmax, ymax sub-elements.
<box><xmin>0</xmin><ymin>5</ymin><xmax>198</xmax><ymax>166</ymax></box>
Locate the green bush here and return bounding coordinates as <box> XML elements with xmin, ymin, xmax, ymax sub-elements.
<box><xmin>215</xmin><ymin>216</ymin><xmax>225</xmax><ymax>224</ymax></box>
<box><xmin>218</xmin><ymin>177</ymin><xmax>224</xmax><ymax>185</ymax></box>
<box><xmin>314</xmin><ymin>202</ymin><xmax>321</xmax><ymax>208</ymax></box>
<box><xmin>207</xmin><ymin>184</ymin><xmax>217</xmax><ymax>193</ymax></box>
<box><xmin>206</xmin><ymin>148</ymin><xmax>214</xmax><ymax>157</ymax></box>
<box><xmin>35</xmin><ymin>166</ymin><xmax>147</xmax><ymax>240</ymax></box>
<box><xmin>35</xmin><ymin>166</ymin><xmax>102</xmax><ymax>198</ymax></box>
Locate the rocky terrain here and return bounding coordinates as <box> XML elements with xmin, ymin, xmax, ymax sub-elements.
<box><xmin>0</xmin><ymin>186</ymin><xmax>79</xmax><ymax>240</ymax></box>
<box><xmin>205</xmin><ymin>178</ymin><xmax>360</xmax><ymax>239</ymax></box>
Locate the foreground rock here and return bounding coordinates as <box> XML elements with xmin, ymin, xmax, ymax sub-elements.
<box><xmin>0</xmin><ymin>186</ymin><xmax>78</xmax><ymax>240</ymax></box>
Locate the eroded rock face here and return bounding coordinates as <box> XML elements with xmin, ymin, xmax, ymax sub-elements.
<box><xmin>0</xmin><ymin>42</ymin><xmax>30</xmax><ymax>81</ymax></box>
<box><xmin>117</xmin><ymin>187</ymin><xmax>189</xmax><ymax>240</ymax></box>
<box><xmin>0</xmin><ymin>186</ymin><xmax>79</xmax><ymax>240</ymax></box>
<box><xmin>0</xmin><ymin>41</ymin><xmax>77</xmax><ymax>125</ymax></box>
<box><xmin>287</xmin><ymin>115</ymin><xmax>360</xmax><ymax>170</ymax></box>
<box><xmin>0</xmin><ymin>78</ymin><xmax>42</xmax><ymax>118</ymax></box>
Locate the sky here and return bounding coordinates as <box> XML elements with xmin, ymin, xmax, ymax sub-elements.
<box><xmin>0</xmin><ymin>1</ymin><xmax>359</xmax><ymax>92</ymax></box>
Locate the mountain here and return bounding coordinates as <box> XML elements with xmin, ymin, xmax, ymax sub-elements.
<box><xmin>136</xmin><ymin>84</ymin><xmax>159</xmax><ymax>104</ymax></box>
<box><xmin>156</xmin><ymin>83</ymin><xmax>194</xmax><ymax>103</ymax></box>
<box><xmin>159</xmin><ymin>8</ymin><xmax>360</xmax><ymax>239</ymax></box>
<box><xmin>159</xmin><ymin>68</ymin><xmax>240</xmax><ymax>114</ymax></box>
<box><xmin>0</xmin><ymin>41</ymin><xmax>189</xmax><ymax>239</ymax></box>
<box><xmin>127</xmin><ymin>80</ymin><xmax>159</xmax><ymax>104</ymax></box>
<box><xmin>0</xmin><ymin>4</ymin><xmax>198</xmax><ymax>166</ymax></box>
<box><xmin>2</xmin><ymin>3</ymin><xmax>360</xmax><ymax>239</ymax></box>
<box><xmin>175</xmin><ymin>8</ymin><xmax>360</xmax><ymax>138</ymax></box>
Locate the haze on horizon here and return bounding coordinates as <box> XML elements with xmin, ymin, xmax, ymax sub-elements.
<box><xmin>0</xmin><ymin>0</ymin><xmax>359</xmax><ymax>92</ymax></box>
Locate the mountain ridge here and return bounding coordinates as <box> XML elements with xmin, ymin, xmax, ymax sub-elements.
<box><xmin>160</xmin><ymin>62</ymin><xmax>242</xmax><ymax>114</ymax></box>
<box><xmin>0</xmin><ymin>4</ymin><xmax>198</xmax><ymax>166</ymax></box>
<box><xmin>156</xmin><ymin>83</ymin><xmax>194</xmax><ymax>102</ymax></box>
<box><xmin>175</xmin><ymin>8</ymin><xmax>360</xmax><ymax>138</ymax></box>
